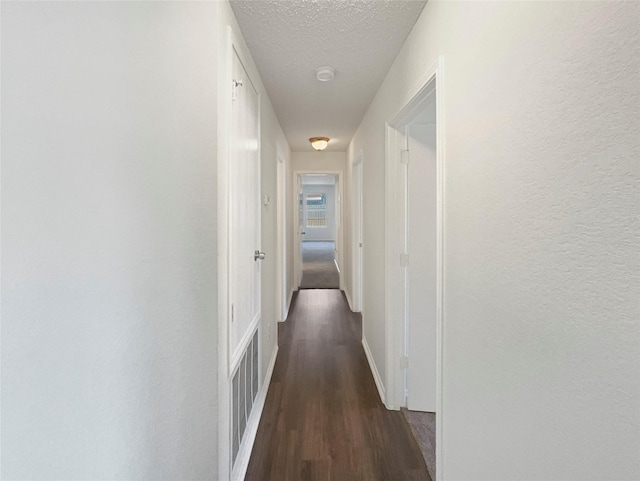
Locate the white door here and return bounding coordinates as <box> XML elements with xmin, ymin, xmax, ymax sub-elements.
<box><xmin>276</xmin><ymin>158</ymin><xmax>287</xmax><ymax>321</ymax></box>
<box><xmin>229</xmin><ymin>47</ymin><xmax>261</xmax><ymax>368</ymax></box>
<box><xmin>406</xmin><ymin>122</ymin><xmax>437</xmax><ymax>412</ymax></box>
<box><xmin>334</xmin><ymin>176</ymin><xmax>341</xmax><ymax>285</ymax></box>
<box><xmin>353</xmin><ymin>158</ymin><xmax>363</xmax><ymax>312</ymax></box>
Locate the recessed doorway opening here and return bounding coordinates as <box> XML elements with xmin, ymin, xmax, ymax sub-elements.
<box><xmin>293</xmin><ymin>170</ymin><xmax>343</xmax><ymax>290</ymax></box>
<box><xmin>385</xmin><ymin>57</ymin><xmax>444</xmax><ymax>481</ymax></box>
<box><xmin>297</xmin><ymin>174</ymin><xmax>339</xmax><ymax>289</ymax></box>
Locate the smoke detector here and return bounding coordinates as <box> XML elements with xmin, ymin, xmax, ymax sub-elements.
<box><xmin>316</xmin><ymin>66</ymin><xmax>335</xmax><ymax>82</ymax></box>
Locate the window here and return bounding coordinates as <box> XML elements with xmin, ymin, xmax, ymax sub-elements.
<box><xmin>306</xmin><ymin>193</ymin><xmax>327</xmax><ymax>228</ymax></box>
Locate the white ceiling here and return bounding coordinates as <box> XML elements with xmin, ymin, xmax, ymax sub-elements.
<box><xmin>230</xmin><ymin>0</ymin><xmax>427</xmax><ymax>152</ymax></box>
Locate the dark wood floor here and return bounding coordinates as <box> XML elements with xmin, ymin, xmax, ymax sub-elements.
<box><xmin>245</xmin><ymin>289</ymin><xmax>431</xmax><ymax>481</ymax></box>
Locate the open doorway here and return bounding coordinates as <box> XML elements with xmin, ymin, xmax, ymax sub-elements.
<box><xmin>402</xmin><ymin>106</ymin><xmax>437</xmax><ymax>481</ymax></box>
<box><xmin>297</xmin><ymin>174</ymin><xmax>339</xmax><ymax>289</ymax></box>
<box><xmin>385</xmin><ymin>58</ymin><xmax>443</xmax><ymax>481</ymax></box>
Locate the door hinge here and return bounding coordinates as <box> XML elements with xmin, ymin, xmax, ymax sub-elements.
<box><xmin>400</xmin><ymin>150</ymin><xmax>410</xmax><ymax>165</ymax></box>
<box><xmin>232</xmin><ymin>79</ymin><xmax>243</xmax><ymax>101</ymax></box>
<box><xmin>231</xmin><ymin>304</ymin><xmax>235</xmax><ymax>323</ymax></box>
<box><xmin>400</xmin><ymin>253</ymin><xmax>409</xmax><ymax>267</ymax></box>
<box><xmin>400</xmin><ymin>356</ymin><xmax>409</xmax><ymax>369</ymax></box>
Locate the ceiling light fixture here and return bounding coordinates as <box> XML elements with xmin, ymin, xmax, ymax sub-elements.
<box><xmin>309</xmin><ymin>137</ymin><xmax>330</xmax><ymax>151</ymax></box>
<box><xmin>315</xmin><ymin>66</ymin><xmax>335</xmax><ymax>82</ymax></box>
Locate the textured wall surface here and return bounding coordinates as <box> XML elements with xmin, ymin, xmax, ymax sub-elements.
<box><xmin>349</xmin><ymin>2</ymin><xmax>640</xmax><ymax>479</ymax></box>
<box><xmin>1</xmin><ymin>2</ymin><xmax>219</xmax><ymax>479</ymax></box>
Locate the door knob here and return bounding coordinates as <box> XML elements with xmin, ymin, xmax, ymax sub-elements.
<box><xmin>254</xmin><ymin>250</ymin><xmax>266</xmax><ymax>261</ymax></box>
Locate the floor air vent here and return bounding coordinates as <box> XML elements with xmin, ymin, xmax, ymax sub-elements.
<box><xmin>232</xmin><ymin>329</ymin><xmax>259</xmax><ymax>465</ymax></box>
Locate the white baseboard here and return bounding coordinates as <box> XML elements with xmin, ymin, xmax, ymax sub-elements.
<box><xmin>281</xmin><ymin>288</ymin><xmax>294</xmax><ymax>322</ymax></box>
<box><xmin>231</xmin><ymin>344</ymin><xmax>279</xmax><ymax>481</ymax></box>
<box><xmin>344</xmin><ymin>288</ymin><xmax>355</xmax><ymax>312</ymax></box>
<box><xmin>362</xmin><ymin>336</ymin><xmax>386</xmax><ymax>405</ymax></box>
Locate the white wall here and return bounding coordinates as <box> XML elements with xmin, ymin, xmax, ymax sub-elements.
<box><xmin>254</xmin><ymin>37</ymin><xmax>289</xmax><ymax>377</ymax></box>
<box><xmin>1</xmin><ymin>2</ymin><xmax>290</xmax><ymax>480</ymax></box>
<box><xmin>348</xmin><ymin>2</ymin><xmax>640</xmax><ymax>480</ymax></box>
<box><xmin>259</xmin><ymin>133</ymin><xmax>290</xmax><ymax>362</ymax></box>
<box><xmin>406</xmin><ymin>123</ymin><xmax>437</xmax><ymax>412</ymax></box>
<box><xmin>1</xmin><ymin>2</ymin><xmax>219</xmax><ymax>479</ymax></box>
<box><xmin>302</xmin><ymin>184</ymin><xmax>336</xmax><ymax>242</ymax></box>
<box><xmin>291</xmin><ymin>151</ymin><xmax>347</xmax><ymax>173</ymax></box>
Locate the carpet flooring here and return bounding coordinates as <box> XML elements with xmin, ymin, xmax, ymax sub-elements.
<box><xmin>299</xmin><ymin>241</ymin><xmax>339</xmax><ymax>289</ymax></box>
<box><xmin>402</xmin><ymin>409</ymin><xmax>436</xmax><ymax>481</ymax></box>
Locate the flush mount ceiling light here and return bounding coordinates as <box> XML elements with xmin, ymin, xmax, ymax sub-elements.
<box><xmin>309</xmin><ymin>137</ymin><xmax>330</xmax><ymax>151</ymax></box>
<box><xmin>315</xmin><ymin>66</ymin><xmax>335</xmax><ymax>82</ymax></box>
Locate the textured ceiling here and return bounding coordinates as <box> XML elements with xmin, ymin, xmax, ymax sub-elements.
<box><xmin>230</xmin><ymin>0</ymin><xmax>427</xmax><ymax>152</ymax></box>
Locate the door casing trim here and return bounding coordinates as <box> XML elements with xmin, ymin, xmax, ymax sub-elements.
<box><xmin>384</xmin><ymin>56</ymin><xmax>445</xmax><ymax>481</ymax></box>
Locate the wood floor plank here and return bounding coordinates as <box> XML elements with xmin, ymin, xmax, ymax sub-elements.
<box><xmin>245</xmin><ymin>289</ymin><xmax>431</xmax><ymax>481</ymax></box>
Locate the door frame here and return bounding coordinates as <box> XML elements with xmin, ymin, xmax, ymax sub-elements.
<box><xmin>384</xmin><ymin>56</ymin><xmax>445</xmax><ymax>480</ymax></box>
<box><xmin>276</xmin><ymin>155</ymin><xmax>287</xmax><ymax>321</ymax></box>
<box><xmin>405</xmin><ymin>122</ymin><xmax>437</xmax><ymax>412</ymax></box>
<box><xmin>352</xmin><ymin>151</ymin><xmax>364</xmax><ymax>312</ymax></box>
<box><xmin>293</xmin><ymin>170</ymin><xmax>344</xmax><ymax>291</ymax></box>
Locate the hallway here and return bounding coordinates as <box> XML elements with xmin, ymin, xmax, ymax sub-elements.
<box><xmin>2</xmin><ymin>2</ymin><xmax>638</xmax><ymax>480</ymax></box>
<box><xmin>245</xmin><ymin>290</ymin><xmax>430</xmax><ymax>481</ymax></box>
<box><xmin>300</xmin><ymin>241</ymin><xmax>340</xmax><ymax>289</ymax></box>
